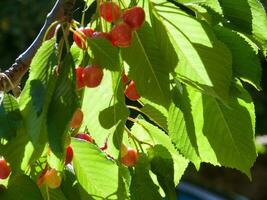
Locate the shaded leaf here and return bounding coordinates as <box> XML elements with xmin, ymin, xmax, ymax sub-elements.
<box><xmin>148</xmin><ymin>145</ymin><xmax>176</xmax><ymax>200</ymax></box>
<box><xmin>47</xmin><ymin>54</ymin><xmax>78</xmax><ymax>157</ymax></box>
<box><xmin>130</xmin><ymin>154</ymin><xmax>162</xmax><ymax>200</ymax></box>
<box><xmin>0</xmin><ymin>94</ymin><xmax>22</xmax><ymax>140</ymax></box>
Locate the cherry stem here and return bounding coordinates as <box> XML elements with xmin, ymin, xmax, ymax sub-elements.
<box><xmin>46</xmin><ymin>185</ymin><xmax>50</xmax><ymax>200</ymax></box>
<box><xmin>61</xmin><ymin>24</ymin><xmax>71</xmax><ymax>53</ymax></box>
<box><xmin>124</xmin><ymin>126</ymin><xmax>153</xmax><ymax>152</ymax></box>
<box><xmin>43</xmin><ymin>20</ymin><xmax>61</xmax><ymax>43</ymax></box>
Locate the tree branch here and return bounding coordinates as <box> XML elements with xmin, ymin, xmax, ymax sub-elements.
<box><xmin>0</xmin><ymin>0</ymin><xmax>76</xmax><ymax>92</ymax></box>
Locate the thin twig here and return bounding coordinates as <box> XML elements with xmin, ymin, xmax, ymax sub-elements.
<box><xmin>0</xmin><ymin>0</ymin><xmax>76</xmax><ymax>92</ymax></box>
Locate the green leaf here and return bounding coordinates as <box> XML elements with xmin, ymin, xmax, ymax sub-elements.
<box><xmin>19</xmin><ymin>38</ymin><xmax>57</xmax><ymax>147</ymax></box>
<box><xmin>84</xmin><ymin>0</ymin><xmax>95</xmax><ymax>7</ymax></box>
<box><xmin>2</xmin><ymin>175</ymin><xmax>43</xmax><ymax>200</ymax></box>
<box><xmin>148</xmin><ymin>145</ymin><xmax>176</xmax><ymax>200</ymax></box>
<box><xmin>140</xmin><ymin>102</ymin><xmax>168</xmax><ymax>132</ymax></box>
<box><xmin>200</xmin><ymin>0</ymin><xmax>223</xmax><ymax>16</ymax></box>
<box><xmin>88</xmin><ymin>38</ymin><xmax>120</xmax><ymax>71</ymax></box>
<box><xmin>40</xmin><ymin>187</ymin><xmax>68</xmax><ymax>200</ymax></box>
<box><xmin>60</xmin><ymin>168</ymin><xmax>83</xmax><ymax>200</ymax></box>
<box><xmin>151</xmin><ymin>1</ymin><xmax>232</xmax><ymax>101</ymax></box>
<box><xmin>168</xmin><ymin>87</ymin><xmax>201</xmax><ymax>168</ymax></box>
<box><xmin>213</xmin><ymin>26</ymin><xmax>262</xmax><ymax>90</ymax></box>
<box><xmin>0</xmin><ymin>128</ymin><xmax>37</xmax><ymax>174</ymax></box>
<box><xmin>71</xmin><ymin>138</ymin><xmax>122</xmax><ymax>199</ymax></box>
<box><xmin>130</xmin><ymin>154</ymin><xmax>162</xmax><ymax>200</ymax></box>
<box><xmin>131</xmin><ymin>119</ymin><xmax>189</xmax><ymax>184</ymax></box>
<box><xmin>0</xmin><ymin>94</ymin><xmax>22</xmax><ymax>140</ymax></box>
<box><xmin>70</xmin><ymin>43</ymin><xmax>84</xmax><ymax>66</ymax></box>
<box><xmin>47</xmin><ymin>54</ymin><xmax>78</xmax><ymax>157</ymax></box>
<box><xmin>122</xmin><ymin>23</ymin><xmax>172</xmax><ymax>108</ymax></box>
<box><xmin>81</xmin><ymin>70</ymin><xmax>129</xmax><ymax>158</ymax></box>
<box><xmin>172</xmin><ymin>83</ymin><xmax>257</xmax><ymax>177</ymax></box>
<box><xmin>218</xmin><ymin>0</ymin><xmax>267</xmax><ymax>55</ymax></box>
<box><xmin>176</xmin><ymin>0</ymin><xmax>206</xmax><ymax>3</ymax></box>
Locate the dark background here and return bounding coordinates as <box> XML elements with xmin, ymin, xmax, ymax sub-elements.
<box><xmin>0</xmin><ymin>0</ymin><xmax>266</xmax><ymax>199</ymax></box>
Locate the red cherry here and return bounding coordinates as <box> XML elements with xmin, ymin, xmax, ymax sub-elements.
<box><xmin>73</xmin><ymin>27</ymin><xmax>94</xmax><ymax>50</ymax></box>
<box><xmin>92</xmin><ymin>31</ymin><xmax>111</xmax><ymax>41</ymax></box>
<box><xmin>121</xmin><ymin>147</ymin><xmax>138</xmax><ymax>167</ymax></box>
<box><xmin>76</xmin><ymin>67</ymin><xmax>85</xmax><ymax>90</ymax></box>
<box><xmin>123</xmin><ymin>7</ymin><xmax>145</xmax><ymax>30</ymax></box>
<box><xmin>65</xmin><ymin>146</ymin><xmax>73</xmax><ymax>165</ymax></box>
<box><xmin>100</xmin><ymin>2</ymin><xmax>121</xmax><ymax>23</ymax></box>
<box><xmin>0</xmin><ymin>159</ymin><xmax>10</xmax><ymax>179</ymax></box>
<box><xmin>110</xmin><ymin>23</ymin><xmax>133</xmax><ymax>47</ymax></box>
<box><xmin>70</xmin><ymin>108</ymin><xmax>83</xmax><ymax>129</ymax></box>
<box><xmin>75</xmin><ymin>133</ymin><xmax>94</xmax><ymax>143</ymax></box>
<box><xmin>121</xmin><ymin>71</ymin><xmax>129</xmax><ymax>84</ymax></box>
<box><xmin>124</xmin><ymin>80</ymin><xmax>140</xmax><ymax>101</ymax></box>
<box><xmin>43</xmin><ymin>169</ymin><xmax>62</xmax><ymax>189</ymax></box>
<box><xmin>82</xmin><ymin>65</ymin><xmax>104</xmax><ymax>88</ymax></box>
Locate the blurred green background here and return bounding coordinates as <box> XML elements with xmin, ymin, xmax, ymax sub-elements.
<box><xmin>0</xmin><ymin>0</ymin><xmax>266</xmax><ymax>199</ymax></box>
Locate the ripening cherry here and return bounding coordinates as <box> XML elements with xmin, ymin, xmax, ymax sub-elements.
<box><xmin>100</xmin><ymin>2</ymin><xmax>121</xmax><ymax>23</ymax></box>
<box><xmin>123</xmin><ymin>7</ymin><xmax>145</xmax><ymax>30</ymax></box>
<box><xmin>110</xmin><ymin>23</ymin><xmax>133</xmax><ymax>47</ymax></box>
<box><xmin>43</xmin><ymin>168</ymin><xmax>62</xmax><ymax>189</ymax></box>
<box><xmin>76</xmin><ymin>67</ymin><xmax>85</xmax><ymax>90</ymax></box>
<box><xmin>0</xmin><ymin>159</ymin><xmax>10</xmax><ymax>179</ymax></box>
<box><xmin>75</xmin><ymin>133</ymin><xmax>94</xmax><ymax>143</ymax></box>
<box><xmin>121</xmin><ymin>71</ymin><xmax>129</xmax><ymax>84</ymax></box>
<box><xmin>121</xmin><ymin>147</ymin><xmax>138</xmax><ymax>167</ymax></box>
<box><xmin>73</xmin><ymin>27</ymin><xmax>94</xmax><ymax>49</ymax></box>
<box><xmin>65</xmin><ymin>146</ymin><xmax>73</xmax><ymax>165</ymax></box>
<box><xmin>124</xmin><ymin>80</ymin><xmax>140</xmax><ymax>101</ymax></box>
<box><xmin>70</xmin><ymin>108</ymin><xmax>83</xmax><ymax>129</ymax></box>
<box><xmin>82</xmin><ymin>65</ymin><xmax>104</xmax><ymax>88</ymax></box>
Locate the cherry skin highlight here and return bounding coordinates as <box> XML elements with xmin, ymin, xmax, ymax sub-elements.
<box><xmin>124</xmin><ymin>80</ymin><xmax>140</xmax><ymax>101</ymax></box>
<box><xmin>0</xmin><ymin>159</ymin><xmax>10</xmax><ymax>179</ymax></box>
<box><xmin>75</xmin><ymin>133</ymin><xmax>94</xmax><ymax>143</ymax></box>
<box><xmin>121</xmin><ymin>147</ymin><xmax>138</xmax><ymax>167</ymax></box>
<box><xmin>73</xmin><ymin>27</ymin><xmax>94</xmax><ymax>49</ymax></box>
<box><xmin>76</xmin><ymin>67</ymin><xmax>85</xmax><ymax>90</ymax></box>
<box><xmin>123</xmin><ymin>7</ymin><xmax>145</xmax><ymax>30</ymax></box>
<box><xmin>82</xmin><ymin>65</ymin><xmax>104</xmax><ymax>88</ymax></box>
<box><xmin>70</xmin><ymin>108</ymin><xmax>83</xmax><ymax>129</ymax></box>
<box><xmin>92</xmin><ymin>31</ymin><xmax>111</xmax><ymax>41</ymax></box>
<box><xmin>100</xmin><ymin>2</ymin><xmax>121</xmax><ymax>23</ymax></box>
<box><xmin>110</xmin><ymin>23</ymin><xmax>133</xmax><ymax>48</ymax></box>
<box><xmin>65</xmin><ymin>146</ymin><xmax>73</xmax><ymax>165</ymax></box>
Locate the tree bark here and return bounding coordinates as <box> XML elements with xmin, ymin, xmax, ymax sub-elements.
<box><xmin>0</xmin><ymin>0</ymin><xmax>76</xmax><ymax>92</ymax></box>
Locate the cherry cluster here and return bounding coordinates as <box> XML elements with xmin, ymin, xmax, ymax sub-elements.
<box><xmin>73</xmin><ymin>2</ymin><xmax>145</xmax><ymax>49</ymax></box>
<box><xmin>73</xmin><ymin>2</ymin><xmax>144</xmax><ymax>100</ymax></box>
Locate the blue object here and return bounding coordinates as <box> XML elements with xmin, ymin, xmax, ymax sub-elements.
<box><xmin>173</xmin><ymin>181</ymin><xmax>249</xmax><ymax>200</ymax></box>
